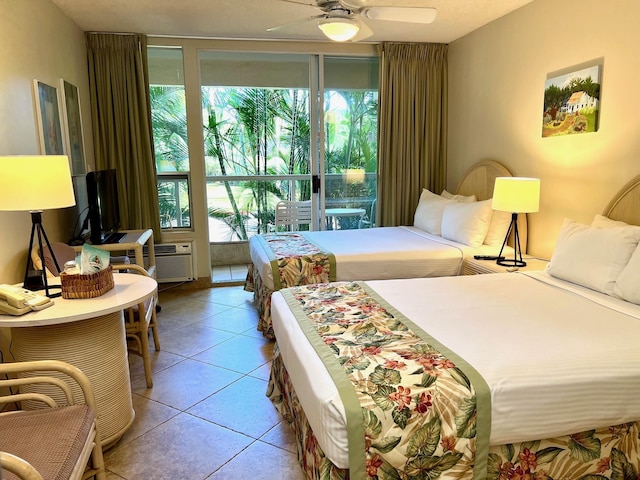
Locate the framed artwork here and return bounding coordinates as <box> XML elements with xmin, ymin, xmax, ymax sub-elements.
<box><xmin>59</xmin><ymin>79</ymin><xmax>86</xmax><ymax>175</ymax></box>
<box><xmin>32</xmin><ymin>80</ymin><xmax>65</xmax><ymax>155</ymax></box>
<box><xmin>542</xmin><ymin>61</ymin><xmax>602</xmax><ymax>137</ymax></box>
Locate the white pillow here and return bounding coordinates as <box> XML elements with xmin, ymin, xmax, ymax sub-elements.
<box><xmin>440</xmin><ymin>190</ymin><xmax>477</xmax><ymax>203</ymax></box>
<box><xmin>546</xmin><ymin>218</ymin><xmax>640</xmax><ymax>295</ymax></box>
<box><xmin>591</xmin><ymin>214</ymin><xmax>630</xmax><ymax>228</ymax></box>
<box><xmin>484</xmin><ymin>208</ymin><xmax>512</xmax><ymax>247</ymax></box>
<box><xmin>441</xmin><ymin>200</ymin><xmax>493</xmax><ymax>247</ymax></box>
<box><xmin>413</xmin><ymin>189</ymin><xmax>453</xmax><ymax>235</ymax></box>
<box><xmin>589</xmin><ymin>215</ymin><xmax>640</xmax><ymax>303</ymax></box>
<box><xmin>615</xmin><ymin>244</ymin><xmax>640</xmax><ymax>304</ymax></box>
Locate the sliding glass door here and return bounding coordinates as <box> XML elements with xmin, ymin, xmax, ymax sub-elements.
<box><xmin>200</xmin><ymin>51</ymin><xmax>312</xmax><ymax>241</ymax></box>
<box><xmin>149</xmin><ymin>46</ymin><xmax>378</xmax><ymax>244</ymax></box>
<box><xmin>322</xmin><ymin>56</ymin><xmax>378</xmax><ymax>230</ymax></box>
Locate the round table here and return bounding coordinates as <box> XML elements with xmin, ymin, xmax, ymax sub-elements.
<box><xmin>325</xmin><ymin>207</ymin><xmax>366</xmax><ymax>230</ymax></box>
<box><xmin>0</xmin><ymin>273</ymin><xmax>157</xmax><ymax>448</ymax></box>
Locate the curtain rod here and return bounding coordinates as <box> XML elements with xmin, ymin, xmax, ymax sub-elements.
<box><xmin>85</xmin><ymin>32</ymin><xmax>138</xmax><ymax>36</ymax></box>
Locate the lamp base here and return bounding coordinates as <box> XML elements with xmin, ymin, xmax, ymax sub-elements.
<box><xmin>23</xmin><ymin>269</ymin><xmax>46</xmax><ymax>291</ymax></box>
<box><xmin>496</xmin><ymin>212</ymin><xmax>527</xmax><ymax>269</ymax></box>
<box><xmin>496</xmin><ymin>258</ymin><xmax>527</xmax><ymax>268</ymax></box>
<box><xmin>23</xmin><ymin>211</ymin><xmax>63</xmax><ymax>298</ymax></box>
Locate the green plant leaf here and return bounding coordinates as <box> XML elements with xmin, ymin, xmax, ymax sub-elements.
<box><xmin>406</xmin><ymin>417</ymin><xmax>442</xmax><ymax>457</ymax></box>
<box><xmin>416</xmin><ymin>373</ymin><xmax>437</xmax><ymax>388</ymax></box>
<box><xmin>372</xmin><ymin>436</ymin><xmax>402</xmax><ymax>454</ymax></box>
<box><xmin>500</xmin><ymin>444</ymin><xmax>515</xmax><ymax>462</ymax></box>
<box><xmin>372</xmin><ymin>384</ymin><xmax>396</xmax><ymax>410</ymax></box>
<box><xmin>454</xmin><ymin>395</ymin><xmax>477</xmax><ymax>438</ymax></box>
<box><xmin>369</xmin><ymin>365</ymin><xmax>402</xmax><ymax>386</ymax></box>
<box><xmin>377</xmin><ymin>457</ymin><xmax>403</xmax><ymax>480</ymax></box>
<box><xmin>610</xmin><ymin>448</ymin><xmax>637</xmax><ymax>480</ymax></box>
<box><xmin>449</xmin><ymin>367</ymin><xmax>471</xmax><ymax>389</ymax></box>
<box><xmin>568</xmin><ymin>431</ymin><xmax>601</xmax><ymax>463</ymax></box>
<box><xmin>392</xmin><ymin>406</ymin><xmax>411</xmax><ymax>429</ymax></box>
<box><xmin>535</xmin><ymin>446</ymin><xmax>563</xmax><ymax>465</ymax></box>
<box><xmin>405</xmin><ymin>452</ymin><xmax>464</xmax><ymax>479</ymax></box>
<box><xmin>486</xmin><ymin>452</ymin><xmax>503</xmax><ymax>479</ymax></box>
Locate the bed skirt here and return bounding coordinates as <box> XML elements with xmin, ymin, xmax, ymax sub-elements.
<box><xmin>267</xmin><ymin>345</ymin><xmax>349</xmax><ymax>479</ymax></box>
<box><xmin>268</xmin><ymin>348</ymin><xmax>640</xmax><ymax>480</ymax></box>
<box><xmin>244</xmin><ymin>264</ymin><xmax>276</xmax><ymax>338</ymax></box>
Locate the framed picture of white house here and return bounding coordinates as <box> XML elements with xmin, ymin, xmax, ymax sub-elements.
<box><xmin>542</xmin><ymin>62</ymin><xmax>602</xmax><ymax>137</ymax></box>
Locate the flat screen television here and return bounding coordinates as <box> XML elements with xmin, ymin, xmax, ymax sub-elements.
<box><xmin>86</xmin><ymin>169</ymin><xmax>122</xmax><ymax>244</ymax></box>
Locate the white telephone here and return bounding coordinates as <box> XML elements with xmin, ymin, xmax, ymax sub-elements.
<box><xmin>0</xmin><ymin>284</ymin><xmax>54</xmax><ymax>316</ymax></box>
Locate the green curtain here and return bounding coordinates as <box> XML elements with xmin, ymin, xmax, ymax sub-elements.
<box><xmin>85</xmin><ymin>33</ymin><xmax>161</xmax><ymax>240</ymax></box>
<box><xmin>377</xmin><ymin>43</ymin><xmax>448</xmax><ymax>227</ymax></box>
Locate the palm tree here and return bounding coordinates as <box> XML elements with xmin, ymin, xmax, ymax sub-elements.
<box><xmin>152</xmin><ymin>83</ymin><xmax>377</xmax><ymax>240</ymax></box>
<box><xmin>150</xmin><ymin>86</ymin><xmax>191</xmax><ymax>227</ymax></box>
<box><xmin>204</xmin><ymin>101</ymin><xmax>248</xmax><ymax>240</ymax></box>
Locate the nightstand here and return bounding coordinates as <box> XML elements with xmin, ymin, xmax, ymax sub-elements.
<box><xmin>462</xmin><ymin>256</ymin><xmax>548</xmax><ymax>275</ymax></box>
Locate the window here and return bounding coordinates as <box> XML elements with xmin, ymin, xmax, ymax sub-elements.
<box><xmin>200</xmin><ymin>51</ymin><xmax>312</xmax><ymax>241</ymax></box>
<box><xmin>148</xmin><ymin>47</ymin><xmax>191</xmax><ymax>229</ymax></box>
<box><xmin>202</xmin><ymin>52</ymin><xmax>378</xmax><ymax>242</ymax></box>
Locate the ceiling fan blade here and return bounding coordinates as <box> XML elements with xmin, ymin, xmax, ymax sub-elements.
<box><xmin>267</xmin><ymin>14</ymin><xmax>324</xmax><ymax>32</ymax></box>
<box><xmin>278</xmin><ymin>0</ymin><xmax>317</xmax><ymax>7</ymax></box>
<box><xmin>351</xmin><ymin>18</ymin><xmax>374</xmax><ymax>42</ymax></box>
<box><xmin>361</xmin><ymin>6</ymin><xmax>437</xmax><ymax>24</ymax></box>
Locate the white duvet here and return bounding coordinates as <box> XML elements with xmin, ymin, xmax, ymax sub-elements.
<box><xmin>250</xmin><ymin>226</ymin><xmax>504</xmax><ymax>291</ymax></box>
<box><xmin>271</xmin><ymin>271</ymin><xmax>640</xmax><ymax>469</ymax></box>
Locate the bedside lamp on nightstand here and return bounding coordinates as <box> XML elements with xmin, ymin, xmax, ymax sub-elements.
<box><xmin>492</xmin><ymin>177</ymin><xmax>540</xmax><ymax>268</ymax></box>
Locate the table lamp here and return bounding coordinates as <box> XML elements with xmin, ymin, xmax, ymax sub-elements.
<box><xmin>492</xmin><ymin>177</ymin><xmax>540</xmax><ymax>267</ymax></box>
<box><xmin>0</xmin><ymin>155</ymin><xmax>76</xmax><ymax>297</ymax></box>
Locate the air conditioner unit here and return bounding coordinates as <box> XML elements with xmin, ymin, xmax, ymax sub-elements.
<box><xmin>129</xmin><ymin>241</ymin><xmax>194</xmax><ymax>283</ymax></box>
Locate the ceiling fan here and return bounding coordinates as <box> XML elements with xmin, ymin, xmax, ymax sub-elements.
<box><xmin>269</xmin><ymin>0</ymin><xmax>438</xmax><ymax>42</ymax></box>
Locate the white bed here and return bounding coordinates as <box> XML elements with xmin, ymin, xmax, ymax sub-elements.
<box><xmin>272</xmin><ymin>272</ymin><xmax>640</xmax><ymax>470</ymax></box>
<box><xmin>266</xmin><ymin>173</ymin><xmax>640</xmax><ymax>479</ymax></box>
<box><xmin>247</xmin><ymin>160</ymin><xmax>525</xmax><ymax>336</ymax></box>
<box><xmin>250</xmin><ymin>226</ymin><xmax>505</xmax><ymax>292</ymax></box>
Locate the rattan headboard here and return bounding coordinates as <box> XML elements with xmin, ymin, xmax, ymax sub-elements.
<box><xmin>454</xmin><ymin>159</ymin><xmax>528</xmax><ymax>253</ymax></box>
<box><xmin>603</xmin><ymin>175</ymin><xmax>640</xmax><ymax>226</ymax></box>
<box><xmin>455</xmin><ymin>160</ymin><xmax>513</xmax><ymax>201</ymax></box>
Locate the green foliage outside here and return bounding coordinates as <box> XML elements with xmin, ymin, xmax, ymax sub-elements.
<box><xmin>150</xmin><ymin>84</ymin><xmax>378</xmax><ymax>241</ymax></box>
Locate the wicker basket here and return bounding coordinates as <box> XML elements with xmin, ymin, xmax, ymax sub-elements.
<box><xmin>60</xmin><ymin>265</ymin><xmax>114</xmax><ymax>299</ymax></box>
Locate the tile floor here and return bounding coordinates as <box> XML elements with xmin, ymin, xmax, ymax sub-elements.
<box><xmin>211</xmin><ymin>264</ymin><xmax>250</xmax><ymax>285</ymax></box>
<box><xmin>104</xmin><ymin>284</ymin><xmax>306</xmax><ymax>480</ymax></box>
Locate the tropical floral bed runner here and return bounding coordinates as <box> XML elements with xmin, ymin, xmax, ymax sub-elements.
<box><xmin>280</xmin><ymin>281</ymin><xmax>492</xmax><ymax>480</ymax></box>
<box><xmin>246</xmin><ymin>233</ymin><xmax>336</xmax><ymax>337</ymax></box>
<box><xmin>256</xmin><ymin>232</ymin><xmax>336</xmax><ymax>291</ymax></box>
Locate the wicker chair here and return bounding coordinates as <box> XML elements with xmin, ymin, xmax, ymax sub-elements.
<box><xmin>0</xmin><ymin>359</ymin><xmax>106</xmax><ymax>480</ymax></box>
<box><xmin>112</xmin><ymin>263</ymin><xmax>160</xmax><ymax>388</ymax></box>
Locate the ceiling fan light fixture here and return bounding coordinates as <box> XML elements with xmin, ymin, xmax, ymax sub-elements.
<box><xmin>318</xmin><ymin>17</ymin><xmax>360</xmax><ymax>42</ymax></box>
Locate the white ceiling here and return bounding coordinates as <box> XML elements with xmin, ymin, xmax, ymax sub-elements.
<box><xmin>50</xmin><ymin>0</ymin><xmax>534</xmax><ymax>44</ymax></box>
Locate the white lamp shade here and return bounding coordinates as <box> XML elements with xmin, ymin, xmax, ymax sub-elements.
<box><xmin>318</xmin><ymin>18</ymin><xmax>360</xmax><ymax>42</ymax></box>
<box><xmin>0</xmin><ymin>155</ymin><xmax>76</xmax><ymax>211</ymax></box>
<box><xmin>492</xmin><ymin>177</ymin><xmax>540</xmax><ymax>213</ymax></box>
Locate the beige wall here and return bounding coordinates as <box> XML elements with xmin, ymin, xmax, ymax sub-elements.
<box><xmin>448</xmin><ymin>0</ymin><xmax>639</xmax><ymax>259</ymax></box>
<box><xmin>0</xmin><ymin>0</ymin><xmax>94</xmax><ymax>284</ymax></box>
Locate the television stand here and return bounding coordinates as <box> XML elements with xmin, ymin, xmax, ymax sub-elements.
<box><xmin>103</xmin><ymin>231</ymin><xmax>126</xmax><ymax>244</ymax></box>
